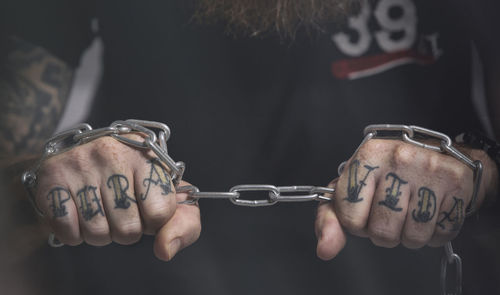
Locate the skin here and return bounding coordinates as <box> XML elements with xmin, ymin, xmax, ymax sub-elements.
<box><xmin>315</xmin><ymin>139</ymin><xmax>499</xmax><ymax>260</ymax></box>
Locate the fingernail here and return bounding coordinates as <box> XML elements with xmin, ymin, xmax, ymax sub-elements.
<box><xmin>167</xmin><ymin>238</ymin><xmax>181</xmax><ymax>260</ymax></box>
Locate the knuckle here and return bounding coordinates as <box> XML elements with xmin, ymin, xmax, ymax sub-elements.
<box><xmin>112</xmin><ymin>220</ymin><xmax>143</xmax><ymax>244</ymax></box>
<box><xmin>401</xmin><ymin>231</ymin><xmax>428</xmax><ymax>249</ymax></box>
<box><xmin>368</xmin><ymin>226</ymin><xmax>399</xmax><ymax>246</ymax></box>
<box><xmin>359</xmin><ymin>139</ymin><xmax>386</xmax><ymax>157</ymax></box>
<box><xmin>85</xmin><ymin>223</ymin><xmax>111</xmax><ymax>241</ymax></box>
<box><xmin>144</xmin><ymin>203</ymin><xmax>176</xmax><ymax>229</ymax></box>
<box><xmin>393</xmin><ymin>144</ymin><xmax>415</xmax><ymax>168</ymax></box>
<box><xmin>423</xmin><ymin>153</ymin><xmax>440</xmax><ymax>174</ymax></box>
<box><xmin>429</xmin><ymin>229</ymin><xmax>458</xmax><ymax>247</ymax></box>
<box><xmin>445</xmin><ymin>166</ymin><xmax>469</xmax><ymax>191</ymax></box>
<box><xmin>337</xmin><ymin>212</ymin><xmax>365</xmax><ymax>233</ymax></box>
<box><xmin>90</xmin><ymin>137</ymin><xmax>129</xmax><ymax>163</ymax></box>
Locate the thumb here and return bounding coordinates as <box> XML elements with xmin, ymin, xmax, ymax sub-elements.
<box><xmin>315</xmin><ymin>201</ymin><xmax>346</xmax><ymax>260</ymax></box>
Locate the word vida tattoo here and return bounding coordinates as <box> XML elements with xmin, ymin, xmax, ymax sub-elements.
<box><xmin>76</xmin><ymin>185</ymin><xmax>104</xmax><ymax>221</ymax></box>
<box><xmin>141</xmin><ymin>158</ymin><xmax>171</xmax><ymax>200</ymax></box>
<box><xmin>379</xmin><ymin>172</ymin><xmax>407</xmax><ymax>211</ymax></box>
<box><xmin>437</xmin><ymin>197</ymin><xmax>464</xmax><ymax>231</ymax></box>
<box><xmin>344</xmin><ymin>159</ymin><xmax>379</xmax><ymax>203</ymax></box>
<box><xmin>412</xmin><ymin>187</ymin><xmax>437</xmax><ymax>223</ymax></box>
<box><xmin>47</xmin><ymin>187</ymin><xmax>71</xmax><ymax>218</ymax></box>
<box><xmin>107</xmin><ymin>174</ymin><xmax>136</xmax><ymax>209</ymax></box>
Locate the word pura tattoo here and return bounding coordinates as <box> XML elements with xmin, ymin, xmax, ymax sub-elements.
<box><xmin>379</xmin><ymin>172</ymin><xmax>407</xmax><ymax>211</ymax></box>
<box><xmin>412</xmin><ymin>187</ymin><xmax>437</xmax><ymax>223</ymax></box>
<box><xmin>437</xmin><ymin>197</ymin><xmax>464</xmax><ymax>231</ymax></box>
<box><xmin>47</xmin><ymin>187</ymin><xmax>71</xmax><ymax>218</ymax></box>
<box><xmin>107</xmin><ymin>174</ymin><xmax>136</xmax><ymax>209</ymax></box>
<box><xmin>141</xmin><ymin>158</ymin><xmax>171</xmax><ymax>200</ymax></box>
<box><xmin>344</xmin><ymin>159</ymin><xmax>379</xmax><ymax>203</ymax></box>
<box><xmin>76</xmin><ymin>185</ymin><xmax>104</xmax><ymax>221</ymax></box>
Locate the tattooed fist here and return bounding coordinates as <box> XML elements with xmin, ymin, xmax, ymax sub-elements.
<box><xmin>35</xmin><ymin>135</ymin><xmax>201</xmax><ymax>261</ymax></box>
<box><xmin>315</xmin><ymin>139</ymin><xmax>498</xmax><ymax>260</ymax></box>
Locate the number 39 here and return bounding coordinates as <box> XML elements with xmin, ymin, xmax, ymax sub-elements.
<box><xmin>332</xmin><ymin>0</ymin><xmax>417</xmax><ymax>56</ymax></box>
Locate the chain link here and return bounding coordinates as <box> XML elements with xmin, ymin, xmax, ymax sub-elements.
<box><xmin>22</xmin><ymin>121</ymin><xmax>485</xmax><ymax>295</ymax></box>
<box><xmin>177</xmin><ymin>184</ymin><xmax>334</xmax><ymax>206</ymax></box>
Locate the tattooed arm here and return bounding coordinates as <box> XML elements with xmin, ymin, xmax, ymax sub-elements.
<box><xmin>0</xmin><ymin>36</ymin><xmax>76</xmax><ymax>257</ymax></box>
<box><xmin>0</xmin><ymin>36</ymin><xmax>73</xmax><ymax>157</ymax></box>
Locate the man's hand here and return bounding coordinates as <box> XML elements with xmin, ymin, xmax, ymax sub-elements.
<box><xmin>34</xmin><ymin>135</ymin><xmax>201</xmax><ymax>261</ymax></box>
<box><xmin>315</xmin><ymin>139</ymin><xmax>498</xmax><ymax>260</ymax></box>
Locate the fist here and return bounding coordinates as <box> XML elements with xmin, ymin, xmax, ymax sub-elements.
<box><xmin>35</xmin><ymin>135</ymin><xmax>201</xmax><ymax>261</ymax></box>
<box><xmin>316</xmin><ymin>139</ymin><xmax>495</xmax><ymax>260</ymax></box>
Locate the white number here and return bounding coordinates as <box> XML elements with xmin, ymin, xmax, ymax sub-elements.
<box><xmin>374</xmin><ymin>0</ymin><xmax>417</xmax><ymax>52</ymax></box>
<box><xmin>332</xmin><ymin>0</ymin><xmax>417</xmax><ymax>55</ymax></box>
<box><xmin>331</xmin><ymin>0</ymin><xmax>371</xmax><ymax>57</ymax></box>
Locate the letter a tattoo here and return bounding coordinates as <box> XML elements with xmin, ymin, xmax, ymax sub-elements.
<box><xmin>141</xmin><ymin>158</ymin><xmax>172</xmax><ymax>200</ymax></box>
<box><xmin>344</xmin><ymin>159</ymin><xmax>379</xmax><ymax>203</ymax></box>
<box><xmin>437</xmin><ymin>197</ymin><xmax>464</xmax><ymax>231</ymax></box>
<box><xmin>379</xmin><ymin>172</ymin><xmax>408</xmax><ymax>211</ymax></box>
<box><xmin>107</xmin><ymin>174</ymin><xmax>136</xmax><ymax>209</ymax></box>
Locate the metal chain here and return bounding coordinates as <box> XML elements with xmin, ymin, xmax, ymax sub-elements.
<box><xmin>22</xmin><ymin>121</ymin><xmax>484</xmax><ymax>295</ymax></box>
<box><xmin>341</xmin><ymin>124</ymin><xmax>483</xmax><ymax>295</ymax></box>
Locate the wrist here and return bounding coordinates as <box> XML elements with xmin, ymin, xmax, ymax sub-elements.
<box><xmin>456</xmin><ymin>131</ymin><xmax>500</xmax><ymax>210</ymax></box>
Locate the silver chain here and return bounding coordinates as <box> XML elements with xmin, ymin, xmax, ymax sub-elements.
<box><xmin>22</xmin><ymin>121</ymin><xmax>484</xmax><ymax>295</ymax></box>
<box><xmin>341</xmin><ymin>124</ymin><xmax>483</xmax><ymax>295</ymax></box>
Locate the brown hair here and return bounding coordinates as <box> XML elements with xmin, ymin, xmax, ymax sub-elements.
<box><xmin>194</xmin><ymin>0</ymin><xmax>359</xmax><ymax>39</ymax></box>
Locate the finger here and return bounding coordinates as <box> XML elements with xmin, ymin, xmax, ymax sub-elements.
<box><xmin>36</xmin><ymin>179</ymin><xmax>82</xmax><ymax>246</ymax></box>
<box><xmin>401</xmin><ymin>185</ymin><xmax>442</xmax><ymax>249</ymax></box>
<box><xmin>101</xmin><ymin>170</ymin><xmax>142</xmax><ymax>245</ymax></box>
<box><xmin>154</xmin><ymin>183</ymin><xmax>201</xmax><ymax>261</ymax></box>
<box><xmin>133</xmin><ymin>157</ymin><xmax>176</xmax><ymax>235</ymax></box>
<box><xmin>315</xmin><ymin>201</ymin><xmax>346</xmax><ymax>260</ymax></box>
<box><xmin>367</xmin><ymin>171</ymin><xmax>410</xmax><ymax>248</ymax></box>
<box><xmin>428</xmin><ymin>195</ymin><xmax>466</xmax><ymax>247</ymax></box>
<box><xmin>335</xmin><ymin>157</ymin><xmax>380</xmax><ymax>234</ymax></box>
<box><xmin>70</xmin><ymin>182</ymin><xmax>111</xmax><ymax>246</ymax></box>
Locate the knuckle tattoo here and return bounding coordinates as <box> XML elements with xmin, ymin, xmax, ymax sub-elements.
<box><xmin>412</xmin><ymin>187</ymin><xmax>437</xmax><ymax>223</ymax></box>
<box><xmin>141</xmin><ymin>158</ymin><xmax>172</xmax><ymax>201</ymax></box>
<box><xmin>343</xmin><ymin>159</ymin><xmax>378</xmax><ymax>203</ymax></box>
<box><xmin>76</xmin><ymin>185</ymin><xmax>105</xmax><ymax>221</ymax></box>
<box><xmin>378</xmin><ymin>172</ymin><xmax>407</xmax><ymax>212</ymax></box>
<box><xmin>107</xmin><ymin>174</ymin><xmax>136</xmax><ymax>209</ymax></box>
<box><xmin>436</xmin><ymin>197</ymin><xmax>464</xmax><ymax>232</ymax></box>
<box><xmin>46</xmin><ymin>187</ymin><xmax>72</xmax><ymax>218</ymax></box>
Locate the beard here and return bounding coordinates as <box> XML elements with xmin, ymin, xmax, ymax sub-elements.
<box><xmin>194</xmin><ymin>0</ymin><xmax>359</xmax><ymax>39</ymax></box>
